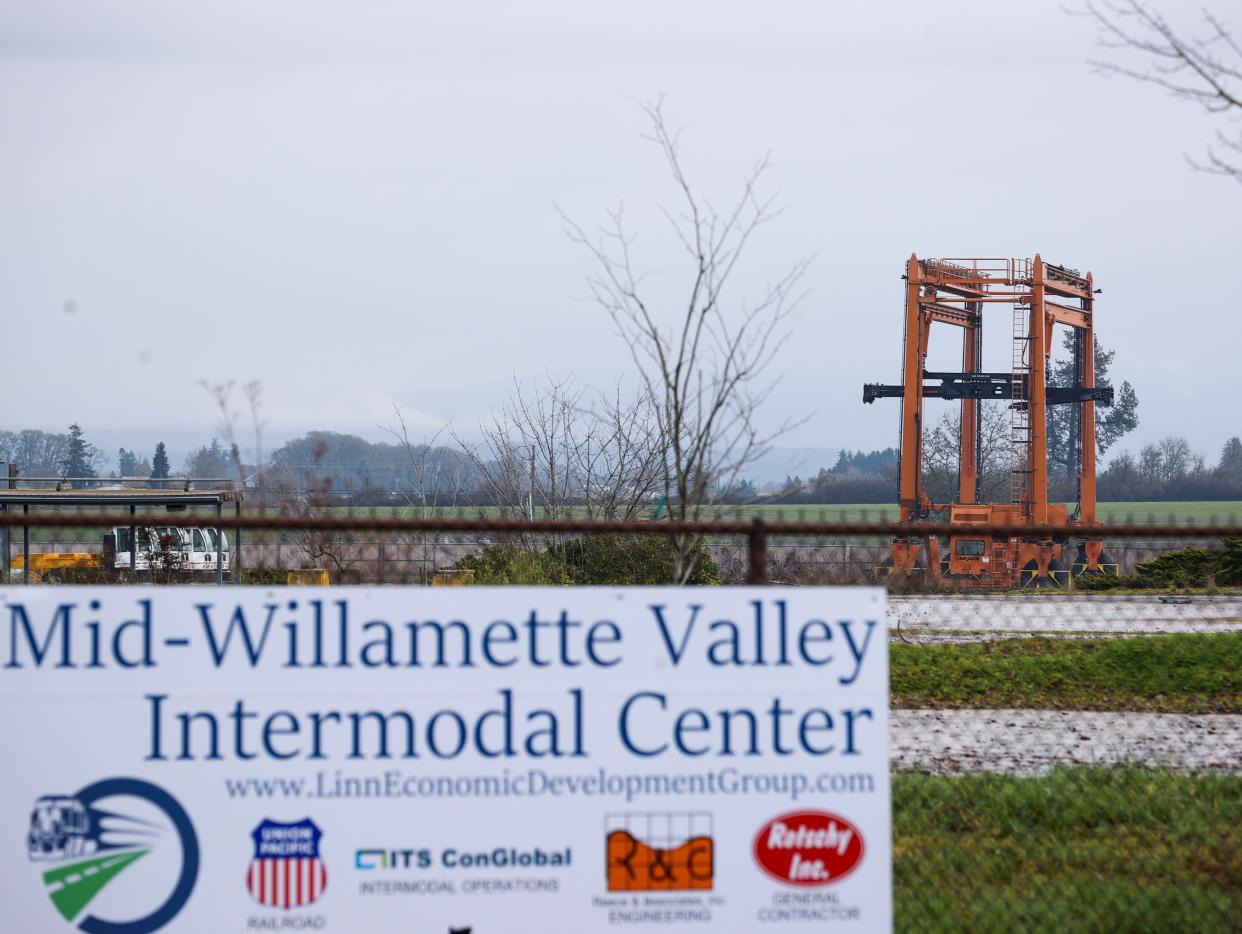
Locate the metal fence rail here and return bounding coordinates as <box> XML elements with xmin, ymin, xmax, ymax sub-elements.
<box><xmin>2</xmin><ymin>511</ymin><xmax>1240</xmax><ymax>585</ymax></box>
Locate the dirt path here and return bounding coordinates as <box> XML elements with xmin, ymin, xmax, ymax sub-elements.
<box><xmin>891</xmin><ymin>709</ymin><xmax>1242</xmax><ymax>775</ymax></box>
<box><xmin>889</xmin><ymin>594</ymin><xmax>1242</xmax><ymax>642</ymax></box>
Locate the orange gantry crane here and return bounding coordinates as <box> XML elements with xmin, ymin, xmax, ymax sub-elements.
<box><xmin>863</xmin><ymin>255</ymin><xmax>1114</xmax><ymax>587</ymax></box>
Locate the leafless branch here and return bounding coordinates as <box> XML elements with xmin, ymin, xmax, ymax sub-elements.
<box><xmin>562</xmin><ymin>98</ymin><xmax>812</xmax><ymax>582</ymax></box>
<box><xmin>923</xmin><ymin>403</ymin><xmax>1012</xmax><ymax>506</ymax></box>
<box><xmin>384</xmin><ymin>408</ymin><xmax>465</xmax><ymax>582</ymax></box>
<box><xmin>1083</xmin><ymin>0</ymin><xmax>1242</xmax><ymax>180</ymax></box>
<box><xmin>200</xmin><ymin>378</ymin><xmax>266</xmax><ymax>492</ymax></box>
<box><xmin>451</xmin><ymin>374</ymin><xmax>665</xmax><ymax>544</ymax></box>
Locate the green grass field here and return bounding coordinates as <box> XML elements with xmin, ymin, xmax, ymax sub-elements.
<box><xmin>893</xmin><ymin>767</ymin><xmax>1241</xmax><ymax>932</ymax></box>
<box><xmin>244</xmin><ymin>500</ymin><xmax>1242</xmax><ymax>528</ymax></box>
<box><xmin>311</xmin><ymin>500</ymin><xmax>1242</xmax><ymax>523</ymax></box>
<box><xmin>891</xmin><ymin>634</ymin><xmax>1242</xmax><ymax>713</ymax></box>
<box><xmin>891</xmin><ymin>635</ymin><xmax>1242</xmax><ymax>928</ymax></box>
<box><xmin>700</xmin><ymin>501</ymin><xmax>1242</xmax><ymax>523</ymax></box>
<box><xmin>11</xmin><ymin>500</ymin><xmax>1241</xmax><ymax>548</ymax></box>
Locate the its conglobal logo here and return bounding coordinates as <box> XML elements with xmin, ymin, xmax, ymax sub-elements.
<box><xmin>355</xmin><ymin>848</ymin><xmax>429</xmax><ymax>870</ymax></box>
<box><xmin>25</xmin><ymin>777</ymin><xmax>199</xmax><ymax>933</ymax></box>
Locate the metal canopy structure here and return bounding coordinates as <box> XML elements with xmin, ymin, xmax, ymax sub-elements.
<box><xmin>0</xmin><ymin>483</ymin><xmax>244</xmax><ymax>585</ymax></box>
<box><xmin>0</xmin><ymin>489</ymin><xmax>243</xmax><ymax>508</ymax></box>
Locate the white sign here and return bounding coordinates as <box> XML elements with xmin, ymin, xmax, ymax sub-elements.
<box><xmin>0</xmin><ymin>586</ymin><xmax>891</xmax><ymax>932</ymax></box>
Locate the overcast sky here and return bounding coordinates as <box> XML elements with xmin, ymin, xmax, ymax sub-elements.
<box><xmin>2</xmin><ymin>0</ymin><xmax>1236</xmax><ymax>470</ymax></box>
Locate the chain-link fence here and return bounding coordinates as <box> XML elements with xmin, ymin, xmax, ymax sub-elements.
<box><xmin>2</xmin><ymin>506</ymin><xmax>1240</xmax><ymax>930</ymax></box>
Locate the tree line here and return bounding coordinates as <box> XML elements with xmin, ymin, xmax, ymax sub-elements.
<box><xmin>1098</xmin><ymin>436</ymin><xmax>1242</xmax><ymax>501</ymax></box>
<box><xmin>9</xmin><ymin>419</ymin><xmax>1239</xmax><ymax>505</ymax></box>
<box><xmin>0</xmin><ymin>427</ymin><xmax>228</xmax><ymax>485</ymax></box>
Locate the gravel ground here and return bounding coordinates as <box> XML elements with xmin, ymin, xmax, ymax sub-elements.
<box><xmin>885</xmin><ymin>600</ymin><xmax>1242</xmax><ymax>773</ymax></box>
<box><xmin>891</xmin><ymin>709</ymin><xmax>1242</xmax><ymax>775</ymax></box>
<box><xmin>888</xmin><ymin>594</ymin><xmax>1242</xmax><ymax>642</ymax></box>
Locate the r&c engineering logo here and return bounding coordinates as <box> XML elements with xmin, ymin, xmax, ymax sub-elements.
<box><xmin>247</xmin><ymin>818</ymin><xmax>327</xmax><ymax>909</ymax></box>
<box><xmin>605</xmin><ymin>812</ymin><xmax>713</xmax><ymax>891</ymax></box>
<box><xmin>25</xmin><ymin>777</ymin><xmax>199</xmax><ymax>933</ymax></box>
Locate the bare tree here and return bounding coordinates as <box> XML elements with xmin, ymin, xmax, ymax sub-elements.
<box><xmin>272</xmin><ymin>445</ymin><xmax>362</xmax><ymax>583</ymax></box>
<box><xmin>1083</xmin><ymin>1</ymin><xmax>1242</xmax><ymax>181</ymax></box>
<box><xmin>922</xmin><ymin>402</ymin><xmax>1012</xmax><ymax>507</ymax></box>
<box><xmin>199</xmin><ymin>379</ymin><xmax>269</xmax><ymax>580</ymax></box>
<box><xmin>453</xmin><ymin>374</ymin><xmax>664</xmax><ymax>530</ymax></box>
<box><xmin>458</xmin><ymin>375</ymin><xmax>582</xmax><ymax>527</ymax></box>
<box><xmin>201</xmin><ymin>379</ymin><xmax>265</xmax><ymax>490</ymax></box>
<box><xmin>561</xmin><ymin>99</ymin><xmax>810</xmax><ymax>582</ymax></box>
<box><xmin>202</xmin><ymin>379</ymin><xmax>366</xmax><ymax>580</ymax></box>
<box><xmin>1</xmin><ymin>430</ymin><xmax>70</xmax><ymax>476</ymax></box>
<box><xmin>573</xmin><ymin>381</ymin><xmax>666</xmax><ymax>521</ymax></box>
<box><xmin>385</xmin><ymin>409</ymin><xmax>468</xmax><ymax>582</ymax></box>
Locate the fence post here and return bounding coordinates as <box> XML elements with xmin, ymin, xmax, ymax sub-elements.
<box><xmin>234</xmin><ymin>500</ymin><xmax>242</xmax><ymax>584</ymax></box>
<box><xmin>129</xmin><ymin>504</ymin><xmax>136</xmax><ymax>584</ymax></box>
<box><xmin>215</xmin><ymin>502</ymin><xmax>224</xmax><ymax>584</ymax></box>
<box><xmin>747</xmin><ymin>518</ymin><xmax>769</xmax><ymax>585</ymax></box>
<box><xmin>22</xmin><ymin>504</ymin><xmax>29</xmax><ymax>585</ymax></box>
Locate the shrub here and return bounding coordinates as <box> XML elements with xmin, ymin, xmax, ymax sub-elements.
<box><xmin>1074</xmin><ymin>572</ymin><xmax>1130</xmax><ymax>592</ymax></box>
<box><xmin>241</xmin><ymin>567</ymin><xmax>289</xmax><ymax>586</ymax></box>
<box><xmin>456</xmin><ymin>535</ymin><xmax>721</xmax><ymax>586</ymax></box>
<box><xmin>1134</xmin><ymin>540</ymin><xmax>1241</xmax><ymax>588</ymax></box>
<box><xmin>455</xmin><ymin>544</ymin><xmax>573</xmax><ymax>585</ymax></box>
<box><xmin>550</xmin><ymin>534</ymin><xmax>720</xmax><ymax>586</ymax></box>
<box><xmin>1221</xmin><ymin>536</ymin><xmax>1242</xmax><ymax>583</ymax></box>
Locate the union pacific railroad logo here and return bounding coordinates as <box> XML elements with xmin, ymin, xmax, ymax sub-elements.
<box><xmin>605</xmin><ymin>812</ymin><xmax>713</xmax><ymax>891</ymax></box>
<box><xmin>247</xmin><ymin>818</ymin><xmax>327</xmax><ymax>909</ymax></box>
<box><xmin>25</xmin><ymin>777</ymin><xmax>199</xmax><ymax>933</ymax></box>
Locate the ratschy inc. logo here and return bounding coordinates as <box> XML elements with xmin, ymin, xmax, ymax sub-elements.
<box><xmin>605</xmin><ymin>812</ymin><xmax>713</xmax><ymax>891</ymax></box>
<box><xmin>247</xmin><ymin>818</ymin><xmax>327</xmax><ymax>909</ymax></box>
<box><xmin>752</xmin><ymin>810</ymin><xmax>864</xmax><ymax>887</ymax></box>
<box><xmin>25</xmin><ymin>777</ymin><xmax>199</xmax><ymax>933</ymax></box>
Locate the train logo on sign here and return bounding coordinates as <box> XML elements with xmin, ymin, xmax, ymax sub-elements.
<box><xmin>752</xmin><ymin>810</ymin><xmax>864</xmax><ymax>887</ymax></box>
<box><xmin>247</xmin><ymin>818</ymin><xmax>327</xmax><ymax>909</ymax></box>
<box><xmin>605</xmin><ymin>812</ymin><xmax>713</xmax><ymax>891</ymax></box>
<box><xmin>25</xmin><ymin>777</ymin><xmax>199</xmax><ymax>933</ymax></box>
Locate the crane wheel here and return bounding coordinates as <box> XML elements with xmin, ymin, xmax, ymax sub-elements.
<box><xmin>1073</xmin><ymin>546</ymin><xmax>1120</xmax><ymax>578</ymax></box>
<box><xmin>1046</xmin><ymin>559</ymin><xmax>1071</xmax><ymax>589</ymax></box>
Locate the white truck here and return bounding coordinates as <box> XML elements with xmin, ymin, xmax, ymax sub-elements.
<box><xmin>10</xmin><ymin>526</ymin><xmax>232</xmax><ymax>581</ymax></box>
<box><xmin>109</xmin><ymin>526</ymin><xmax>232</xmax><ymax>575</ymax></box>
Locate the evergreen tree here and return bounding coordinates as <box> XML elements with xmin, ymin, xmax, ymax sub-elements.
<box><xmin>1047</xmin><ymin>332</ymin><xmax>1139</xmax><ymax>479</ymax></box>
<box><xmin>117</xmin><ymin>447</ymin><xmax>152</xmax><ymax>481</ymax></box>
<box><xmin>780</xmin><ymin>474</ymin><xmax>804</xmax><ymax>495</ymax></box>
<box><xmin>829</xmin><ymin>448</ymin><xmax>899</xmax><ymax>477</ymax></box>
<box><xmin>59</xmin><ymin>424</ymin><xmax>99</xmax><ymax>485</ymax></box>
<box><xmin>151</xmin><ymin>442</ymin><xmax>171</xmax><ymax>480</ymax></box>
<box><xmin>185</xmin><ymin>438</ymin><xmax>230</xmax><ymax>477</ymax></box>
<box><xmin>1220</xmin><ymin>437</ymin><xmax>1242</xmax><ymax>479</ymax></box>
<box><xmin>731</xmin><ymin>478</ymin><xmax>759</xmax><ymax>501</ymax></box>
